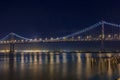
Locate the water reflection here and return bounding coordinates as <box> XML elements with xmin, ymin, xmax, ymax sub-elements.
<box><xmin>0</xmin><ymin>52</ymin><xmax>120</xmax><ymax>80</ymax></box>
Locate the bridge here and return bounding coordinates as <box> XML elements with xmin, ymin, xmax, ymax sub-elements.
<box><xmin>1</xmin><ymin>20</ymin><xmax>120</xmax><ymax>53</ymax></box>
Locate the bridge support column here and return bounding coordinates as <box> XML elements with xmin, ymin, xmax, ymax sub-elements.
<box><xmin>9</xmin><ymin>43</ymin><xmax>15</xmax><ymax>59</ymax></box>
<box><xmin>10</xmin><ymin>43</ymin><xmax>15</xmax><ymax>53</ymax></box>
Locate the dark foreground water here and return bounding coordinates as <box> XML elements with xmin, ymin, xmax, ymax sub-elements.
<box><xmin>0</xmin><ymin>52</ymin><xmax>120</xmax><ymax>80</ymax></box>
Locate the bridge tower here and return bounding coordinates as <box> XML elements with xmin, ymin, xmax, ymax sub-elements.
<box><xmin>101</xmin><ymin>21</ymin><xmax>105</xmax><ymax>51</ymax></box>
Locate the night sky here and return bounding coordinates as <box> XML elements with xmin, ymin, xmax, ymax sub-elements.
<box><xmin>0</xmin><ymin>0</ymin><xmax>120</xmax><ymax>38</ymax></box>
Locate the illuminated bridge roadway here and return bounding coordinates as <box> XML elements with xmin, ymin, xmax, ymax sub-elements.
<box><xmin>1</xmin><ymin>21</ymin><xmax>120</xmax><ymax>53</ymax></box>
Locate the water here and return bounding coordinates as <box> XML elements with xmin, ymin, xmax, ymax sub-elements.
<box><xmin>0</xmin><ymin>52</ymin><xmax>120</xmax><ymax>80</ymax></box>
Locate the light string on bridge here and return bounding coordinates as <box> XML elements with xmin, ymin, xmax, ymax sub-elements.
<box><xmin>1</xmin><ymin>20</ymin><xmax>120</xmax><ymax>42</ymax></box>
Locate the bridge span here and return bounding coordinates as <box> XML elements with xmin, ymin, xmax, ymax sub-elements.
<box><xmin>1</xmin><ymin>21</ymin><xmax>120</xmax><ymax>53</ymax></box>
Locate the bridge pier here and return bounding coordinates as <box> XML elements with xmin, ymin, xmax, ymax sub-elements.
<box><xmin>9</xmin><ymin>43</ymin><xmax>15</xmax><ymax>59</ymax></box>
<box><xmin>10</xmin><ymin>43</ymin><xmax>15</xmax><ymax>53</ymax></box>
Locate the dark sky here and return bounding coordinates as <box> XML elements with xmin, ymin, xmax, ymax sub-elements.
<box><xmin>0</xmin><ymin>0</ymin><xmax>120</xmax><ymax>38</ymax></box>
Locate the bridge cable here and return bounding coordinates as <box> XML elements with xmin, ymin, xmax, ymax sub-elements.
<box><xmin>60</xmin><ymin>22</ymin><xmax>102</xmax><ymax>39</ymax></box>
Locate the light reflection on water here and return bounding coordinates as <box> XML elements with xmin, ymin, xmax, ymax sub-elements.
<box><xmin>0</xmin><ymin>52</ymin><xmax>120</xmax><ymax>80</ymax></box>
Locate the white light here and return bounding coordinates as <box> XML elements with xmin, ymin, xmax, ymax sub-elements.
<box><xmin>63</xmin><ymin>37</ymin><xmax>66</xmax><ymax>39</ymax></box>
<box><xmin>21</xmin><ymin>40</ymin><xmax>24</xmax><ymax>42</ymax></box>
<box><xmin>4</xmin><ymin>41</ymin><xmax>6</xmax><ymax>43</ymax></box>
<box><xmin>30</xmin><ymin>39</ymin><xmax>32</xmax><ymax>41</ymax></box>
<box><xmin>45</xmin><ymin>38</ymin><xmax>48</xmax><ymax>40</ymax></box>
<box><xmin>87</xmin><ymin>36</ymin><xmax>89</xmax><ymax>39</ymax></box>
<box><xmin>50</xmin><ymin>37</ymin><xmax>53</xmax><ymax>40</ymax></box>
<box><xmin>108</xmin><ymin>35</ymin><xmax>111</xmax><ymax>38</ymax></box>
<box><xmin>56</xmin><ymin>37</ymin><xmax>59</xmax><ymax>40</ymax></box>
<box><xmin>34</xmin><ymin>38</ymin><xmax>37</xmax><ymax>41</ymax></box>
<box><xmin>39</xmin><ymin>38</ymin><xmax>42</xmax><ymax>41</ymax></box>
<box><xmin>78</xmin><ymin>36</ymin><xmax>80</xmax><ymax>39</ymax></box>
<box><xmin>114</xmin><ymin>34</ymin><xmax>117</xmax><ymax>36</ymax></box>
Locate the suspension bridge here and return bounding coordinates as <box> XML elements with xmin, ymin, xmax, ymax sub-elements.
<box><xmin>1</xmin><ymin>20</ymin><xmax>120</xmax><ymax>53</ymax></box>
